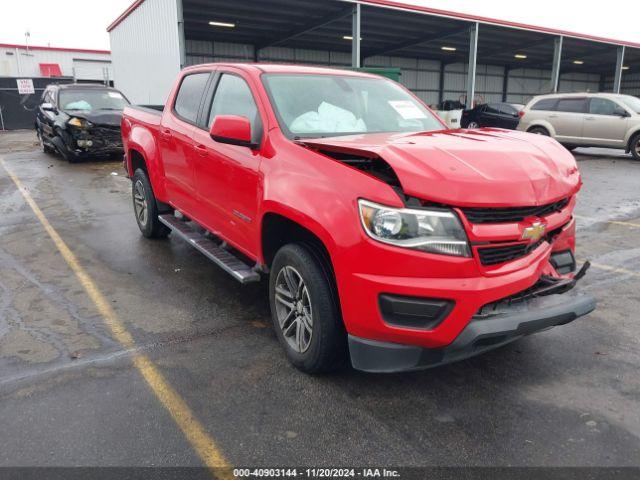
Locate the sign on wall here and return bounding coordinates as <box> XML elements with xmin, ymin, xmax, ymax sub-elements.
<box><xmin>16</xmin><ymin>78</ymin><xmax>35</xmax><ymax>95</ymax></box>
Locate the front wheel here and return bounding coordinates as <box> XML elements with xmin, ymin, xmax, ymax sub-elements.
<box><xmin>631</xmin><ymin>132</ymin><xmax>640</xmax><ymax>161</ymax></box>
<box><xmin>132</xmin><ymin>168</ymin><xmax>170</xmax><ymax>238</ymax></box>
<box><xmin>269</xmin><ymin>244</ymin><xmax>347</xmax><ymax>374</ymax></box>
<box><xmin>467</xmin><ymin>121</ymin><xmax>480</xmax><ymax>129</ymax></box>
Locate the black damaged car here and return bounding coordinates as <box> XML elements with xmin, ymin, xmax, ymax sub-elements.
<box><xmin>35</xmin><ymin>83</ymin><xmax>130</xmax><ymax>163</ymax></box>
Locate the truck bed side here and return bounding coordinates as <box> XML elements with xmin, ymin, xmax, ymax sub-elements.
<box><xmin>121</xmin><ymin>105</ymin><xmax>168</xmax><ymax>201</ymax></box>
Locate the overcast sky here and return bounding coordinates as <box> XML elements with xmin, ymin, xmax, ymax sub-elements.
<box><xmin>0</xmin><ymin>0</ymin><xmax>638</xmax><ymax>51</ymax></box>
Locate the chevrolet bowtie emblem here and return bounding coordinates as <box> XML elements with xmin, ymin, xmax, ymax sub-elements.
<box><xmin>522</xmin><ymin>222</ymin><xmax>546</xmax><ymax>242</ymax></box>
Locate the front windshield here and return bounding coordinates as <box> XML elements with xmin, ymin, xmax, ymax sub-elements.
<box><xmin>59</xmin><ymin>89</ymin><xmax>129</xmax><ymax>112</ymax></box>
<box><xmin>262</xmin><ymin>73</ymin><xmax>444</xmax><ymax>138</ymax></box>
<box><xmin>620</xmin><ymin>95</ymin><xmax>640</xmax><ymax>114</ymax></box>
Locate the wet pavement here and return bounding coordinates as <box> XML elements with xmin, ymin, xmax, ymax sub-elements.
<box><xmin>0</xmin><ymin>130</ymin><xmax>639</xmax><ymax>468</ymax></box>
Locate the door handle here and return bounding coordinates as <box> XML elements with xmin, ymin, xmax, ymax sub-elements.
<box><xmin>160</xmin><ymin>129</ymin><xmax>172</xmax><ymax>140</ymax></box>
<box><xmin>194</xmin><ymin>144</ymin><xmax>208</xmax><ymax>157</ymax></box>
<box><xmin>585</xmin><ymin>117</ymin><xmax>595</xmax><ymax>121</ymax></box>
<box><xmin>548</xmin><ymin>114</ymin><xmax>558</xmax><ymax>119</ymax></box>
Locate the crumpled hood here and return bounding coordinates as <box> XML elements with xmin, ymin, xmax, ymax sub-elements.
<box><xmin>64</xmin><ymin>110</ymin><xmax>123</xmax><ymax>127</ymax></box>
<box><xmin>300</xmin><ymin>128</ymin><xmax>582</xmax><ymax>207</ymax></box>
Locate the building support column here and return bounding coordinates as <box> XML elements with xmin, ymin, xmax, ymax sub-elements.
<box><xmin>613</xmin><ymin>45</ymin><xmax>625</xmax><ymax>94</ymax></box>
<box><xmin>351</xmin><ymin>4</ymin><xmax>361</xmax><ymax>68</ymax></box>
<box><xmin>176</xmin><ymin>0</ymin><xmax>186</xmax><ymax>69</ymax></box>
<box><xmin>465</xmin><ymin>22</ymin><xmax>479</xmax><ymax>108</ymax></box>
<box><xmin>438</xmin><ymin>61</ymin><xmax>446</xmax><ymax>105</ymax></box>
<box><xmin>551</xmin><ymin>36</ymin><xmax>563</xmax><ymax>92</ymax></box>
<box><xmin>502</xmin><ymin>66</ymin><xmax>510</xmax><ymax>102</ymax></box>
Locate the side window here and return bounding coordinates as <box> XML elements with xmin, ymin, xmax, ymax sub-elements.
<box><xmin>208</xmin><ymin>74</ymin><xmax>261</xmax><ymax>143</ymax></box>
<box><xmin>499</xmin><ymin>104</ymin><xmax>518</xmax><ymax>116</ymax></box>
<box><xmin>174</xmin><ymin>73</ymin><xmax>210</xmax><ymax>124</ymax></box>
<box><xmin>485</xmin><ymin>104</ymin><xmax>500</xmax><ymax>114</ymax></box>
<box><xmin>531</xmin><ymin>98</ymin><xmax>557</xmax><ymax>111</ymax></box>
<box><xmin>589</xmin><ymin>98</ymin><xmax>618</xmax><ymax>115</ymax></box>
<box><xmin>556</xmin><ymin>98</ymin><xmax>587</xmax><ymax>114</ymax></box>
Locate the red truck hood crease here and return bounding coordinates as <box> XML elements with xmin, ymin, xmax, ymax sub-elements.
<box><xmin>301</xmin><ymin>129</ymin><xmax>581</xmax><ymax>207</ymax></box>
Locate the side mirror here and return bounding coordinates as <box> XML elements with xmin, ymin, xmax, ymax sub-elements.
<box><xmin>41</xmin><ymin>102</ymin><xmax>56</xmax><ymax>112</ymax></box>
<box><xmin>614</xmin><ymin>107</ymin><xmax>630</xmax><ymax>118</ymax></box>
<box><xmin>210</xmin><ymin>115</ymin><xmax>257</xmax><ymax>149</ymax></box>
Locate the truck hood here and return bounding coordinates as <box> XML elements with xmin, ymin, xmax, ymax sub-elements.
<box><xmin>64</xmin><ymin>110</ymin><xmax>123</xmax><ymax>127</ymax></box>
<box><xmin>300</xmin><ymin>129</ymin><xmax>581</xmax><ymax>207</ymax></box>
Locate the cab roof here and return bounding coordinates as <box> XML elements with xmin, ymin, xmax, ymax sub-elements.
<box><xmin>184</xmin><ymin>63</ymin><xmax>380</xmax><ymax>78</ymax></box>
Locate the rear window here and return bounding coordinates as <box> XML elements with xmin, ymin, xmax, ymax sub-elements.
<box><xmin>556</xmin><ymin>98</ymin><xmax>587</xmax><ymax>113</ymax></box>
<box><xmin>174</xmin><ymin>73</ymin><xmax>210</xmax><ymax>123</ymax></box>
<box><xmin>530</xmin><ymin>98</ymin><xmax>557</xmax><ymax>111</ymax></box>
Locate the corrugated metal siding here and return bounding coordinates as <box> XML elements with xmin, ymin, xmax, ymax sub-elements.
<box><xmin>183</xmin><ymin>39</ymin><xmax>622</xmax><ymax>107</ymax></box>
<box><xmin>109</xmin><ymin>0</ymin><xmax>181</xmax><ymax>105</ymax></box>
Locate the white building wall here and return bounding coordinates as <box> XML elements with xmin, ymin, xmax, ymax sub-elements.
<box><xmin>109</xmin><ymin>0</ymin><xmax>181</xmax><ymax>105</ymax></box>
<box><xmin>0</xmin><ymin>45</ymin><xmax>111</xmax><ymax>80</ymax></box>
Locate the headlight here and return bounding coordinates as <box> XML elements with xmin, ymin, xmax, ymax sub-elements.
<box><xmin>359</xmin><ymin>199</ymin><xmax>470</xmax><ymax>257</ymax></box>
<box><xmin>68</xmin><ymin>117</ymin><xmax>92</xmax><ymax>128</ymax></box>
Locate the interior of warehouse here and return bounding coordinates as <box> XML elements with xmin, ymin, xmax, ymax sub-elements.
<box><xmin>108</xmin><ymin>0</ymin><xmax>640</xmax><ymax>106</ymax></box>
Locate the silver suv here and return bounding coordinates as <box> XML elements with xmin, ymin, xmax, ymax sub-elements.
<box><xmin>518</xmin><ymin>93</ymin><xmax>640</xmax><ymax>159</ymax></box>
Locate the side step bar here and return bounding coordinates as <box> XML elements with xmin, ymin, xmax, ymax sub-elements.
<box><xmin>158</xmin><ymin>214</ymin><xmax>261</xmax><ymax>284</ymax></box>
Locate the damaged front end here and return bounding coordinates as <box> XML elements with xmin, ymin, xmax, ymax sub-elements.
<box><xmin>66</xmin><ymin>118</ymin><xmax>124</xmax><ymax>157</ymax></box>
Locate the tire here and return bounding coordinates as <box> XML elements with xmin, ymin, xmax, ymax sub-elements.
<box><xmin>269</xmin><ymin>243</ymin><xmax>347</xmax><ymax>374</ymax></box>
<box><xmin>630</xmin><ymin>132</ymin><xmax>640</xmax><ymax>161</ymax></box>
<box><xmin>528</xmin><ymin>126</ymin><xmax>550</xmax><ymax>136</ymax></box>
<box><xmin>132</xmin><ymin>168</ymin><xmax>171</xmax><ymax>238</ymax></box>
<box><xmin>52</xmin><ymin>132</ymin><xmax>80</xmax><ymax>163</ymax></box>
<box><xmin>467</xmin><ymin>121</ymin><xmax>480</xmax><ymax>129</ymax></box>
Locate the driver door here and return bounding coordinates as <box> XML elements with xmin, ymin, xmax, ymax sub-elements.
<box><xmin>191</xmin><ymin>70</ymin><xmax>264</xmax><ymax>257</ymax></box>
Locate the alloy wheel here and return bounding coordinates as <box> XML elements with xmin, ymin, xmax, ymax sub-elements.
<box><xmin>274</xmin><ymin>265</ymin><xmax>313</xmax><ymax>353</ymax></box>
<box><xmin>133</xmin><ymin>180</ymin><xmax>148</xmax><ymax>227</ymax></box>
<box><xmin>468</xmin><ymin>122</ymin><xmax>479</xmax><ymax>128</ymax></box>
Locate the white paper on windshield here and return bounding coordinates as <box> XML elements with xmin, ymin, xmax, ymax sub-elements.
<box><xmin>108</xmin><ymin>92</ymin><xmax>123</xmax><ymax>99</ymax></box>
<box><xmin>388</xmin><ymin>100</ymin><xmax>427</xmax><ymax>120</ymax></box>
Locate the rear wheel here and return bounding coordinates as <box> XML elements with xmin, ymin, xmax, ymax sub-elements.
<box><xmin>528</xmin><ymin>126</ymin><xmax>550</xmax><ymax>136</ymax></box>
<box><xmin>132</xmin><ymin>168</ymin><xmax>170</xmax><ymax>238</ymax></box>
<box><xmin>631</xmin><ymin>132</ymin><xmax>640</xmax><ymax>161</ymax></box>
<box><xmin>269</xmin><ymin>243</ymin><xmax>347</xmax><ymax>374</ymax></box>
<box><xmin>467</xmin><ymin>121</ymin><xmax>480</xmax><ymax>129</ymax></box>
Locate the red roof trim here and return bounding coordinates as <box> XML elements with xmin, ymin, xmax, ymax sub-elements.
<box><xmin>0</xmin><ymin>43</ymin><xmax>110</xmax><ymax>55</ymax></box>
<box><xmin>107</xmin><ymin>0</ymin><xmax>146</xmax><ymax>32</ymax></box>
<box><xmin>106</xmin><ymin>0</ymin><xmax>640</xmax><ymax>50</ymax></box>
<box><xmin>358</xmin><ymin>0</ymin><xmax>640</xmax><ymax>49</ymax></box>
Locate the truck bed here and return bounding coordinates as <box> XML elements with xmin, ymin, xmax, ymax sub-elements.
<box><xmin>123</xmin><ymin>105</ymin><xmax>163</xmax><ymax>127</ymax></box>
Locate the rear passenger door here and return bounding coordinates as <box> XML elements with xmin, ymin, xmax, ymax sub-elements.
<box><xmin>160</xmin><ymin>71</ymin><xmax>212</xmax><ymax>214</ymax></box>
<box><xmin>583</xmin><ymin>97</ymin><xmax>628</xmax><ymax>147</ymax></box>
<box><xmin>191</xmin><ymin>70</ymin><xmax>264</xmax><ymax>258</ymax></box>
<box><xmin>552</xmin><ymin>97</ymin><xmax>587</xmax><ymax>143</ymax></box>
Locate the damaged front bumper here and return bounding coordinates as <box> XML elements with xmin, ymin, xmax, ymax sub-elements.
<box><xmin>68</xmin><ymin>126</ymin><xmax>123</xmax><ymax>156</ymax></box>
<box><xmin>348</xmin><ymin>267</ymin><xmax>597</xmax><ymax>373</ymax></box>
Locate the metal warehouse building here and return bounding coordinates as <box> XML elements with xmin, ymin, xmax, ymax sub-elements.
<box><xmin>107</xmin><ymin>0</ymin><xmax>640</xmax><ymax>107</ymax></box>
<box><xmin>0</xmin><ymin>44</ymin><xmax>112</xmax><ymax>82</ymax></box>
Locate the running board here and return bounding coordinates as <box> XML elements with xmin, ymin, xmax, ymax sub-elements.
<box><xmin>158</xmin><ymin>214</ymin><xmax>261</xmax><ymax>284</ymax></box>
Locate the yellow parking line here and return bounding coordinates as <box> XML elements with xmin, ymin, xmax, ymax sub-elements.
<box><xmin>575</xmin><ymin>214</ymin><xmax>640</xmax><ymax>228</ymax></box>
<box><xmin>0</xmin><ymin>158</ymin><xmax>232</xmax><ymax>478</ymax></box>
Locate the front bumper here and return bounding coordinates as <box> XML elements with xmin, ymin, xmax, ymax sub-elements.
<box><xmin>348</xmin><ymin>288</ymin><xmax>596</xmax><ymax>373</ymax></box>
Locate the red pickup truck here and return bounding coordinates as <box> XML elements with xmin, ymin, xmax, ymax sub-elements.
<box><xmin>121</xmin><ymin>63</ymin><xmax>596</xmax><ymax>373</ymax></box>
